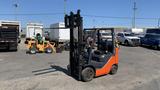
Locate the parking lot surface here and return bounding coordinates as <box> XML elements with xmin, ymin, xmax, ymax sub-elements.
<box><xmin>0</xmin><ymin>42</ymin><xmax>160</xmax><ymax>90</ymax></box>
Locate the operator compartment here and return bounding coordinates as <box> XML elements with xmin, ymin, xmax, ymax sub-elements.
<box><xmin>83</xmin><ymin>28</ymin><xmax>115</xmax><ymax>69</ymax></box>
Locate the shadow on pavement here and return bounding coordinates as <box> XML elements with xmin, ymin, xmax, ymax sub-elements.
<box><xmin>0</xmin><ymin>49</ymin><xmax>17</xmax><ymax>53</ymax></box>
<box><xmin>32</xmin><ymin>65</ymin><xmax>69</xmax><ymax>76</ymax></box>
<box><xmin>140</xmin><ymin>46</ymin><xmax>160</xmax><ymax>51</ymax></box>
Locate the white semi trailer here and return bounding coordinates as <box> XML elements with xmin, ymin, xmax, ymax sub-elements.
<box><xmin>26</xmin><ymin>23</ymin><xmax>43</xmax><ymax>38</ymax></box>
<box><xmin>124</xmin><ymin>28</ymin><xmax>144</xmax><ymax>34</ymax></box>
<box><xmin>49</xmin><ymin>22</ymin><xmax>70</xmax><ymax>43</ymax></box>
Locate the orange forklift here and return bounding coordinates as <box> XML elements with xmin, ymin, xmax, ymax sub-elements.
<box><xmin>64</xmin><ymin>10</ymin><xmax>119</xmax><ymax>82</ymax></box>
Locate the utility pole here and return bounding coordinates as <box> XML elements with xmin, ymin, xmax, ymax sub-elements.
<box><xmin>158</xmin><ymin>18</ymin><xmax>160</xmax><ymax>28</ymax></box>
<box><xmin>132</xmin><ymin>0</ymin><xmax>137</xmax><ymax>28</ymax></box>
<box><xmin>13</xmin><ymin>0</ymin><xmax>18</xmax><ymax>20</ymax></box>
<box><xmin>93</xmin><ymin>19</ymin><xmax>95</xmax><ymax>28</ymax></box>
<box><xmin>64</xmin><ymin>0</ymin><xmax>67</xmax><ymax>15</ymax></box>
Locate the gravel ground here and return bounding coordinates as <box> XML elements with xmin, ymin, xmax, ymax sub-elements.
<box><xmin>0</xmin><ymin>40</ymin><xmax>160</xmax><ymax>90</ymax></box>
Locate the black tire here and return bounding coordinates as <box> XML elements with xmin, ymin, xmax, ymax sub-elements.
<box><xmin>67</xmin><ymin>65</ymin><xmax>71</xmax><ymax>75</ymax></box>
<box><xmin>124</xmin><ymin>40</ymin><xmax>129</xmax><ymax>46</ymax></box>
<box><xmin>45</xmin><ymin>47</ymin><xmax>53</xmax><ymax>53</ymax></box>
<box><xmin>29</xmin><ymin>47</ymin><xmax>36</xmax><ymax>54</ymax></box>
<box><xmin>81</xmin><ymin>67</ymin><xmax>95</xmax><ymax>82</ymax></box>
<box><xmin>119</xmin><ymin>42</ymin><xmax>122</xmax><ymax>45</ymax></box>
<box><xmin>153</xmin><ymin>45</ymin><xmax>159</xmax><ymax>50</ymax></box>
<box><xmin>18</xmin><ymin>39</ymin><xmax>21</xmax><ymax>43</ymax></box>
<box><xmin>109</xmin><ymin>65</ymin><xmax>118</xmax><ymax>75</ymax></box>
<box><xmin>140</xmin><ymin>41</ymin><xmax>143</xmax><ymax>46</ymax></box>
<box><xmin>24</xmin><ymin>41</ymin><xmax>28</xmax><ymax>44</ymax></box>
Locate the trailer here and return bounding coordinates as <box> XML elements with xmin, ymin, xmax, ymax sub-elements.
<box><xmin>26</xmin><ymin>23</ymin><xmax>43</xmax><ymax>38</ymax></box>
<box><xmin>124</xmin><ymin>28</ymin><xmax>144</xmax><ymax>34</ymax></box>
<box><xmin>0</xmin><ymin>21</ymin><xmax>20</xmax><ymax>51</ymax></box>
<box><xmin>49</xmin><ymin>22</ymin><xmax>70</xmax><ymax>43</ymax></box>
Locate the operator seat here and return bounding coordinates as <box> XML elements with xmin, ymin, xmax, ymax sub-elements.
<box><xmin>92</xmin><ymin>39</ymin><xmax>113</xmax><ymax>62</ymax></box>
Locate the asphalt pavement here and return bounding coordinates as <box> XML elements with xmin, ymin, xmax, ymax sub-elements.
<box><xmin>0</xmin><ymin>42</ymin><xmax>160</xmax><ymax>90</ymax></box>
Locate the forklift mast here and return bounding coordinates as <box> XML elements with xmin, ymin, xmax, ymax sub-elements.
<box><xmin>65</xmin><ymin>10</ymin><xmax>84</xmax><ymax>80</ymax></box>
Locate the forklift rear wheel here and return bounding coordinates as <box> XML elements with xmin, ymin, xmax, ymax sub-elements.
<box><xmin>29</xmin><ymin>47</ymin><xmax>36</xmax><ymax>54</ymax></box>
<box><xmin>81</xmin><ymin>67</ymin><xmax>95</xmax><ymax>82</ymax></box>
<box><xmin>46</xmin><ymin>47</ymin><xmax>53</xmax><ymax>53</ymax></box>
<box><xmin>109</xmin><ymin>65</ymin><xmax>118</xmax><ymax>75</ymax></box>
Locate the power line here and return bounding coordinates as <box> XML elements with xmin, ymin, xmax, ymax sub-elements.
<box><xmin>83</xmin><ymin>14</ymin><xmax>159</xmax><ymax>20</ymax></box>
<box><xmin>0</xmin><ymin>13</ymin><xmax>64</xmax><ymax>16</ymax></box>
<box><xmin>83</xmin><ymin>14</ymin><xmax>131</xmax><ymax>19</ymax></box>
<box><xmin>136</xmin><ymin>17</ymin><xmax>158</xmax><ymax>20</ymax></box>
<box><xmin>0</xmin><ymin>13</ymin><xmax>159</xmax><ymax>20</ymax></box>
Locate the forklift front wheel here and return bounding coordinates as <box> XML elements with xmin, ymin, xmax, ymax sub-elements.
<box><xmin>109</xmin><ymin>65</ymin><xmax>118</xmax><ymax>75</ymax></box>
<box><xmin>81</xmin><ymin>67</ymin><xmax>95</xmax><ymax>82</ymax></box>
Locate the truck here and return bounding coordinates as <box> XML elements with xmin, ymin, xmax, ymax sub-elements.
<box><xmin>0</xmin><ymin>21</ymin><xmax>20</xmax><ymax>51</ymax></box>
<box><xmin>140</xmin><ymin>33</ymin><xmax>160</xmax><ymax>50</ymax></box>
<box><xmin>26</xmin><ymin>23</ymin><xmax>43</xmax><ymax>39</ymax></box>
<box><xmin>145</xmin><ymin>28</ymin><xmax>160</xmax><ymax>34</ymax></box>
<box><xmin>49</xmin><ymin>22</ymin><xmax>70</xmax><ymax>44</ymax></box>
